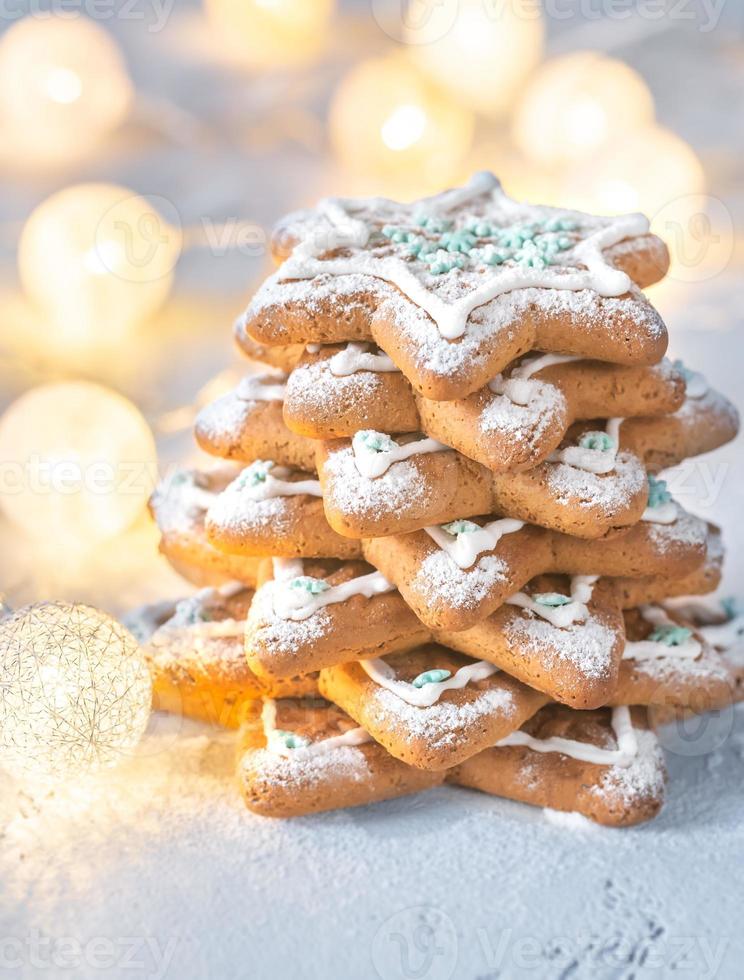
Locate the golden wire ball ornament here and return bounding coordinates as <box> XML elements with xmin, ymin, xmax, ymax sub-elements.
<box><xmin>0</xmin><ymin>602</ymin><xmax>152</xmax><ymax>781</ymax></box>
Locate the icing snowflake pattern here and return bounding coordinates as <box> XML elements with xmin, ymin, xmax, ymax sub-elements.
<box><xmin>277</xmin><ymin>172</ymin><xmax>650</xmax><ymax>341</ymax></box>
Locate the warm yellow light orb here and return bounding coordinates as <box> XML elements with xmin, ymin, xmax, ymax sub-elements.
<box><xmin>407</xmin><ymin>0</ymin><xmax>544</xmax><ymax>117</ymax></box>
<box><xmin>203</xmin><ymin>0</ymin><xmax>335</xmax><ymax>69</ymax></box>
<box><xmin>18</xmin><ymin>184</ymin><xmax>181</xmax><ymax>348</ymax></box>
<box><xmin>564</xmin><ymin>124</ymin><xmax>705</xmax><ymax>217</ymax></box>
<box><xmin>0</xmin><ymin>602</ymin><xmax>151</xmax><ymax>781</ymax></box>
<box><xmin>329</xmin><ymin>55</ymin><xmax>474</xmax><ymax>194</ymax></box>
<box><xmin>0</xmin><ymin>382</ymin><xmax>157</xmax><ymax>549</ymax></box>
<box><xmin>0</xmin><ymin>16</ymin><xmax>132</xmax><ymax>167</ymax></box>
<box><xmin>513</xmin><ymin>52</ymin><xmax>655</xmax><ymax>167</ymax></box>
<box><xmin>561</xmin><ymin>125</ymin><xmax>706</xmax><ymax>280</ymax></box>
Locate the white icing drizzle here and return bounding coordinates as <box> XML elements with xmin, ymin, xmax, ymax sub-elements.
<box><xmin>488</xmin><ymin>353</ymin><xmax>581</xmax><ymax>406</ymax></box>
<box><xmin>641</xmin><ymin>500</ymin><xmax>678</xmax><ymax>525</ymax></box>
<box><xmin>547</xmin><ymin>419</ymin><xmax>620</xmax><ymax>475</ymax></box>
<box><xmin>237</xmin><ymin>374</ymin><xmax>287</xmax><ymax>402</ymax></box>
<box><xmin>506</xmin><ymin>575</ymin><xmax>598</xmax><ymax>628</ymax></box>
<box><xmin>328</xmin><ymin>342</ymin><xmax>398</xmax><ymax>377</ymax></box>
<box><xmin>234</xmin><ymin>461</ymin><xmax>321</xmax><ymax>501</ymax></box>
<box><xmin>424</xmin><ymin>518</ymin><xmax>525</xmax><ymax>570</ymax></box>
<box><xmin>495</xmin><ymin>705</ymin><xmax>638</xmax><ymax>768</ymax></box>
<box><xmin>623</xmin><ymin>605</ymin><xmax>701</xmax><ymax>662</ymax></box>
<box><xmin>675</xmin><ymin>360</ymin><xmax>708</xmax><ymax>399</ymax></box>
<box><xmin>280</xmin><ymin>172</ymin><xmax>648</xmax><ymax>341</ymax></box>
<box><xmin>351</xmin><ymin>431</ymin><xmax>447</xmax><ymax>479</ymax></box>
<box><xmin>605</xmin><ymin>417</ymin><xmax>624</xmax><ymax>446</ymax></box>
<box><xmin>359</xmin><ymin>658</ymin><xmax>499</xmax><ymax>708</ymax></box>
<box><xmin>306</xmin><ymin>343</ymin><xmax>321</xmax><ymax>353</ymax></box>
<box><xmin>272</xmin><ymin>569</ymin><xmax>394</xmax><ymax>621</ymax></box>
<box><xmin>261</xmin><ymin>699</ymin><xmax>372</xmax><ymax>757</ymax></box>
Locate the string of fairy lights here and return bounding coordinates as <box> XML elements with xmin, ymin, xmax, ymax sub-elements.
<box><xmin>0</xmin><ymin>1</ymin><xmax>717</xmax><ymax>783</ymax></box>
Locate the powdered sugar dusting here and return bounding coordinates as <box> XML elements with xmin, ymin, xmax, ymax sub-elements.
<box><xmin>479</xmin><ymin>380</ymin><xmax>566</xmax><ymax>444</ymax></box>
<box><xmin>366</xmin><ymin>685</ymin><xmax>515</xmax><ymax>750</ymax></box>
<box><xmin>151</xmin><ymin>467</ymin><xmax>240</xmax><ymax>536</ymax></box>
<box><xmin>247</xmin><ymin>271</ymin><xmax>389</xmax><ymax>320</ymax></box>
<box><xmin>645</xmin><ymin>506</ymin><xmax>708</xmax><ymax>554</ymax></box>
<box><xmin>244</xmin><ymin>744</ymin><xmax>370</xmax><ymax>789</ymax></box>
<box><xmin>414</xmin><ymin>551</ymin><xmax>507</xmax><ymax>610</ymax></box>
<box><xmin>196</xmin><ymin>390</ymin><xmax>257</xmax><ymax>444</ymax></box>
<box><xmin>207</xmin><ymin>484</ymin><xmax>293</xmax><ymax>537</ymax></box>
<box><xmin>504</xmin><ymin>614</ymin><xmax>617</xmax><ymax>678</ymax></box>
<box><xmin>546</xmin><ymin>452</ymin><xmax>646</xmax><ymax>513</ymax></box>
<box><xmin>323</xmin><ymin>445</ymin><xmax>431</xmax><ymax>517</ymax></box>
<box><xmin>285</xmin><ymin>358</ymin><xmax>383</xmax><ymax>418</ymax></box>
<box><xmin>247</xmin><ymin>581</ymin><xmax>332</xmax><ymax>654</ymax></box>
<box><xmin>592</xmin><ymin>729</ymin><xmax>666</xmax><ymax>807</ymax></box>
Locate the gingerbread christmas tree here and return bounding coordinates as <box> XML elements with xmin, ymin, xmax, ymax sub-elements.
<box><xmin>140</xmin><ymin>174</ymin><xmax>741</xmax><ymax>826</ymax></box>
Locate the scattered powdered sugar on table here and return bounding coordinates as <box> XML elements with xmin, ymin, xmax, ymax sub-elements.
<box><xmin>414</xmin><ymin>550</ymin><xmax>508</xmax><ymax>610</ymax></box>
<box><xmin>547</xmin><ymin>452</ymin><xmax>646</xmax><ymax>512</ymax></box>
<box><xmin>366</xmin><ymin>686</ymin><xmax>515</xmax><ymax>750</ymax></box>
<box><xmin>323</xmin><ymin>446</ymin><xmax>430</xmax><ymax>517</ymax></box>
<box><xmin>2</xmin><ymin>704</ymin><xmax>743</xmax><ymax>979</ymax></box>
<box><xmin>504</xmin><ymin>614</ymin><xmax>616</xmax><ymax>678</ymax></box>
<box><xmin>542</xmin><ymin>807</ymin><xmax>599</xmax><ymax>830</ymax></box>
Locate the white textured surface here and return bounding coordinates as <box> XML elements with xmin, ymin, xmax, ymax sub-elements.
<box><xmin>1</xmin><ymin>707</ymin><xmax>743</xmax><ymax>980</ymax></box>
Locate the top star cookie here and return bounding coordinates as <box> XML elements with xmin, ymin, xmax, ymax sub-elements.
<box><xmin>240</xmin><ymin>173</ymin><xmax>670</xmax><ymax>401</ymax></box>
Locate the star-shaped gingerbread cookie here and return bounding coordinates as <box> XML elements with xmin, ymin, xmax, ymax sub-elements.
<box><xmin>241</xmin><ymin>172</ymin><xmax>670</xmax><ymax>400</ymax></box>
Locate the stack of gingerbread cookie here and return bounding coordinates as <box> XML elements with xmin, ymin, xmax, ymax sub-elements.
<box><xmin>144</xmin><ymin>173</ymin><xmax>741</xmax><ymax>826</ymax></box>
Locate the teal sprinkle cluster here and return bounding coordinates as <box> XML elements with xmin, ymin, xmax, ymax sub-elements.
<box><xmin>357</xmin><ymin>431</ymin><xmax>396</xmax><ymax>454</ymax></box>
<box><xmin>648</xmin><ymin>624</ymin><xmax>693</xmax><ymax>647</ymax></box>
<box><xmin>440</xmin><ymin>229</ymin><xmax>477</xmax><ymax>253</ymax></box>
<box><xmin>414</xmin><ymin>213</ymin><xmax>453</xmax><ymax>234</ymax></box>
<box><xmin>647</xmin><ymin>475</ymin><xmax>672</xmax><ymax>509</ymax></box>
<box><xmin>275</xmin><ymin>730</ymin><xmax>311</xmax><ymax>750</ymax></box>
<box><xmin>425</xmin><ymin>251</ymin><xmax>466</xmax><ymax>275</ymax></box>
<box><xmin>442</xmin><ymin>519</ymin><xmax>480</xmax><ymax>536</ymax></box>
<box><xmin>534</xmin><ymin>592</ymin><xmax>572</xmax><ymax>607</ymax></box>
<box><xmin>242</xmin><ymin>461</ymin><xmax>270</xmax><ymax>487</ymax></box>
<box><xmin>289</xmin><ymin>576</ymin><xmax>330</xmax><ymax>596</ymax></box>
<box><xmin>380</xmin><ymin>213</ymin><xmax>579</xmax><ymax>276</ymax></box>
<box><xmin>412</xmin><ymin>668</ymin><xmax>452</xmax><ymax>689</ymax></box>
<box><xmin>579</xmin><ymin>431</ymin><xmax>615</xmax><ymax>453</ymax></box>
